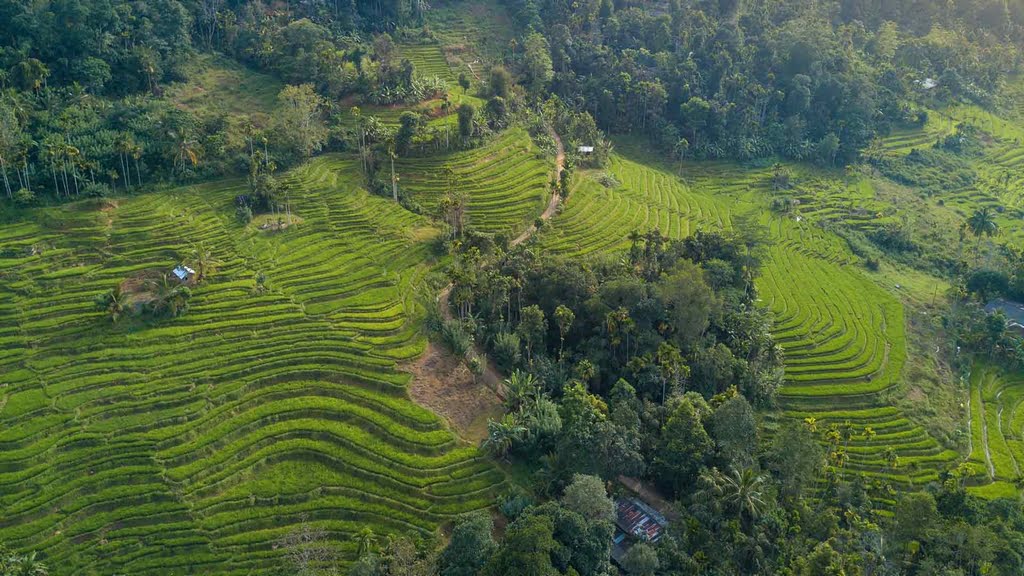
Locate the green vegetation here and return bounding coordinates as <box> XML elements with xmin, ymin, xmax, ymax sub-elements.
<box><xmin>965</xmin><ymin>364</ymin><xmax>1024</xmax><ymax>495</ymax></box>
<box><xmin>9</xmin><ymin>0</ymin><xmax>1024</xmax><ymax>575</ymax></box>
<box><xmin>397</xmin><ymin>128</ymin><xmax>550</xmax><ymax>235</ymax></box>
<box><xmin>0</xmin><ymin>157</ymin><xmax>501</xmax><ymax>574</ymax></box>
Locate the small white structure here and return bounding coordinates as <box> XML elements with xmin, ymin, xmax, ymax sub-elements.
<box><xmin>918</xmin><ymin>78</ymin><xmax>937</xmax><ymax>90</ymax></box>
<box><xmin>578</xmin><ymin>145</ymin><xmax>595</xmax><ymax>154</ymax></box>
<box><xmin>172</xmin><ymin>265</ymin><xmax>196</xmax><ymax>282</ymax></box>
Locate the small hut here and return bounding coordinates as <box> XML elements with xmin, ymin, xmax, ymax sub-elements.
<box><xmin>172</xmin><ymin>264</ymin><xmax>196</xmax><ymax>282</ymax></box>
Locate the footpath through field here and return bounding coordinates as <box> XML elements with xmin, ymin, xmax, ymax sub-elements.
<box><xmin>435</xmin><ymin>126</ymin><xmax>565</xmax><ymax>395</ymax></box>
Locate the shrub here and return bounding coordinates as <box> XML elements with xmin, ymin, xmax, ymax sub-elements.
<box><xmin>492</xmin><ymin>331</ymin><xmax>522</xmax><ymax>371</ymax></box>
<box><xmin>596</xmin><ymin>172</ymin><xmax>620</xmax><ymax>188</ymax></box>
<box><xmin>236</xmin><ymin>204</ymin><xmax>253</xmax><ymax>224</ymax></box>
<box><xmin>441</xmin><ymin>319</ymin><xmax>473</xmax><ymax>357</ymax></box>
<box><xmin>83</xmin><ymin>182</ymin><xmax>112</xmax><ymax>198</ymax></box>
<box><xmin>13</xmin><ymin>188</ymin><xmax>35</xmax><ymax>205</ymax></box>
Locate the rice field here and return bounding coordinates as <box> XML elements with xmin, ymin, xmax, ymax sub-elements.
<box><xmin>537</xmin><ymin>154</ymin><xmax>736</xmax><ymax>256</ymax></box>
<box><xmin>398</xmin><ymin>43</ymin><xmax>460</xmax><ymax>83</ymax></box>
<box><xmin>536</xmin><ymin>146</ymin><xmax>960</xmax><ymax>492</ymax></box>
<box><xmin>874</xmin><ymin>114</ymin><xmax>957</xmax><ymax>156</ymax></box>
<box><xmin>965</xmin><ymin>364</ymin><xmax>1024</xmax><ymax>497</ymax></box>
<box><xmin>0</xmin><ymin>155</ymin><xmax>502</xmax><ymax>574</ymax></box>
<box><xmin>759</xmin><ymin>219</ymin><xmax>959</xmax><ymax>489</ymax></box>
<box><xmin>397</xmin><ymin>128</ymin><xmax>552</xmax><ymax>235</ymax></box>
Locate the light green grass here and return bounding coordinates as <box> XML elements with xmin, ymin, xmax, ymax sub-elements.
<box><xmin>0</xmin><ymin>155</ymin><xmax>502</xmax><ymax>574</ymax></box>
<box><xmin>166</xmin><ymin>53</ymin><xmax>283</xmax><ymax>123</ymax></box>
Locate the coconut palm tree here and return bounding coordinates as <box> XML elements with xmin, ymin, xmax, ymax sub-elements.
<box><xmin>190</xmin><ymin>243</ymin><xmax>221</xmax><ymax>283</ymax></box>
<box><xmin>96</xmin><ymin>285</ymin><xmax>131</xmax><ymax>323</ymax></box>
<box><xmin>147</xmin><ymin>274</ymin><xmax>192</xmax><ymax>318</ymax></box>
<box><xmin>701</xmin><ymin>467</ymin><xmax>768</xmax><ymax>532</ymax></box>
<box><xmin>966</xmin><ymin>207</ymin><xmax>999</xmax><ymax>264</ymax></box>
<box><xmin>482</xmin><ymin>414</ymin><xmax>526</xmax><ymax>460</ymax></box>
<box><xmin>354</xmin><ymin>527</ymin><xmax>378</xmax><ymax>557</ymax></box>
<box><xmin>724</xmin><ymin>468</ymin><xmax>768</xmax><ymax>524</ymax></box>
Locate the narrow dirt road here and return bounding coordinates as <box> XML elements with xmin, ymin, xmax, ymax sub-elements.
<box><xmin>434</xmin><ymin>127</ymin><xmax>566</xmax><ymax>396</ymax></box>
<box><xmin>511</xmin><ymin>127</ymin><xmax>565</xmax><ymax>246</ymax></box>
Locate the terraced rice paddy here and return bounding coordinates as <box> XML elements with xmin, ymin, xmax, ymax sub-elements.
<box><xmin>874</xmin><ymin>114</ymin><xmax>956</xmax><ymax>156</ymax></box>
<box><xmin>425</xmin><ymin>0</ymin><xmax>515</xmax><ymax>67</ymax></box>
<box><xmin>398</xmin><ymin>43</ymin><xmax>460</xmax><ymax>83</ymax></box>
<box><xmin>758</xmin><ymin>220</ymin><xmax>959</xmax><ymax>490</ymax></box>
<box><xmin>965</xmin><ymin>364</ymin><xmax>1024</xmax><ymax>498</ymax></box>
<box><xmin>398</xmin><ymin>128</ymin><xmax>551</xmax><ymax>235</ymax></box>
<box><xmin>872</xmin><ymin>104</ymin><xmax>1024</xmax><ymax>247</ymax></box>
<box><xmin>537</xmin><ymin>147</ymin><xmax>960</xmax><ymax>494</ymax></box>
<box><xmin>779</xmin><ymin>170</ymin><xmax>898</xmax><ymax>234</ymax></box>
<box><xmin>537</xmin><ymin>154</ymin><xmax>735</xmax><ymax>256</ymax></box>
<box><xmin>0</xmin><ymin>156</ymin><xmax>502</xmax><ymax>574</ymax></box>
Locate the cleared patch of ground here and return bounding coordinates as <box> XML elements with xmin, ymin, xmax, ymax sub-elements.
<box><xmin>406</xmin><ymin>341</ymin><xmax>502</xmax><ymax>443</ymax></box>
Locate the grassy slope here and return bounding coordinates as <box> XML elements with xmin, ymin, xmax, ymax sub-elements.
<box><xmin>165</xmin><ymin>53</ymin><xmax>283</xmax><ymax>124</ymax></box>
<box><xmin>0</xmin><ymin>157</ymin><xmax>503</xmax><ymax>575</ymax></box>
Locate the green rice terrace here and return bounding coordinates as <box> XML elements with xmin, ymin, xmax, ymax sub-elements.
<box><xmin>397</xmin><ymin>127</ymin><xmax>551</xmax><ymax>235</ymax></box>
<box><xmin>537</xmin><ymin>146</ymin><xmax>962</xmax><ymax>498</ymax></box>
<box><xmin>966</xmin><ymin>364</ymin><xmax>1024</xmax><ymax>499</ymax></box>
<box><xmin>0</xmin><ymin>157</ymin><xmax>504</xmax><ymax>574</ymax></box>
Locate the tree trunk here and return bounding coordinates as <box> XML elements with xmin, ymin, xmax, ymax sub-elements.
<box><xmin>390</xmin><ymin>154</ymin><xmax>398</xmax><ymax>202</ymax></box>
<box><xmin>120</xmin><ymin>153</ymin><xmax>129</xmax><ymax>192</ymax></box>
<box><xmin>0</xmin><ymin>156</ymin><xmax>11</xmax><ymax>197</ymax></box>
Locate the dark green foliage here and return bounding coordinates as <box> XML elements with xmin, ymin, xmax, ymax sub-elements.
<box><xmin>439</xmin><ymin>511</ymin><xmax>496</xmax><ymax>576</ymax></box>
<box><xmin>457</xmin><ymin>103</ymin><xmax>475</xmax><ymax>141</ymax></box>
<box><xmin>653</xmin><ymin>395</ymin><xmax>714</xmax><ymax>495</ymax></box>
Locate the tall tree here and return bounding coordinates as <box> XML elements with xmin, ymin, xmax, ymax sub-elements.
<box><xmin>0</xmin><ymin>104</ymin><xmax>20</xmax><ymax>198</ymax></box>
<box><xmin>274</xmin><ymin>84</ymin><xmax>327</xmax><ymax>159</ymax></box>
<box><xmin>966</xmin><ymin>207</ymin><xmax>999</xmax><ymax>264</ymax></box>
<box><xmin>439</xmin><ymin>511</ymin><xmax>496</xmax><ymax>576</ymax></box>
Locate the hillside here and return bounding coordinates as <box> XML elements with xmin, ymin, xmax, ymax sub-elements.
<box><xmin>0</xmin><ymin>159</ymin><xmax>503</xmax><ymax>574</ymax></box>
<box><xmin>6</xmin><ymin>0</ymin><xmax>1024</xmax><ymax>574</ymax></box>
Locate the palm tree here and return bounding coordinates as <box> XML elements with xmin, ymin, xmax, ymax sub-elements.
<box><xmin>147</xmin><ymin>274</ymin><xmax>192</xmax><ymax>318</ymax></box>
<box><xmin>4</xmin><ymin>551</ymin><xmax>49</xmax><ymax>576</ymax></box>
<box><xmin>966</xmin><ymin>207</ymin><xmax>999</xmax><ymax>264</ymax></box>
<box><xmin>883</xmin><ymin>447</ymin><xmax>899</xmax><ymax>472</ymax></box>
<box><xmin>190</xmin><ymin>243</ymin><xmax>221</xmax><ymax>283</ymax></box>
<box><xmin>96</xmin><ymin>285</ymin><xmax>131</xmax><ymax>323</ymax></box>
<box><xmin>702</xmin><ymin>467</ymin><xmax>768</xmax><ymax>532</ymax></box>
<box><xmin>482</xmin><ymin>414</ymin><xmax>526</xmax><ymax>460</ymax></box>
<box><xmin>173</xmin><ymin>133</ymin><xmax>200</xmax><ymax>176</ymax></box>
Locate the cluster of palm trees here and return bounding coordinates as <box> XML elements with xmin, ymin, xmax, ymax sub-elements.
<box><xmin>96</xmin><ymin>245</ymin><xmax>218</xmax><ymax>323</ymax></box>
<box><xmin>0</xmin><ymin>548</ymin><xmax>48</xmax><ymax>576</ymax></box>
<box><xmin>482</xmin><ymin>371</ymin><xmax>556</xmax><ymax>461</ymax></box>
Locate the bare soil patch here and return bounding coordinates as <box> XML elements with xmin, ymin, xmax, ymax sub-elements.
<box><xmin>405</xmin><ymin>341</ymin><xmax>502</xmax><ymax>443</ymax></box>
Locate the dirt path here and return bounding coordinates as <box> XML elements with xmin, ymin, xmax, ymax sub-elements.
<box><xmin>511</xmin><ymin>127</ymin><xmax>565</xmax><ymax>247</ymax></box>
<box><xmin>979</xmin><ymin>379</ymin><xmax>995</xmax><ymax>480</ymax></box>
<box><xmin>414</xmin><ymin>127</ymin><xmax>565</xmax><ymax>418</ymax></box>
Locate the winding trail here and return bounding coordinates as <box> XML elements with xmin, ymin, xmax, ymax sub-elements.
<box><xmin>979</xmin><ymin>377</ymin><xmax>995</xmax><ymax>479</ymax></box>
<box><xmin>435</xmin><ymin>127</ymin><xmax>565</xmax><ymax>395</ymax></box>
<box><xmin>511</xmin><ymin>127</ymin><xmax>565</xmax><ymax>246</ymax></box>
<box><xmin>996</xmin><ymin>388</ymin><xmax>1020</xmax><ymax>476</ymax></box>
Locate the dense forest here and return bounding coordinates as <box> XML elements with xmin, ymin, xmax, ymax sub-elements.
<box><xmin>5</xmin><ymin>1</ymin><xmax>1024</xmax><ymax>576</ymax></box>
